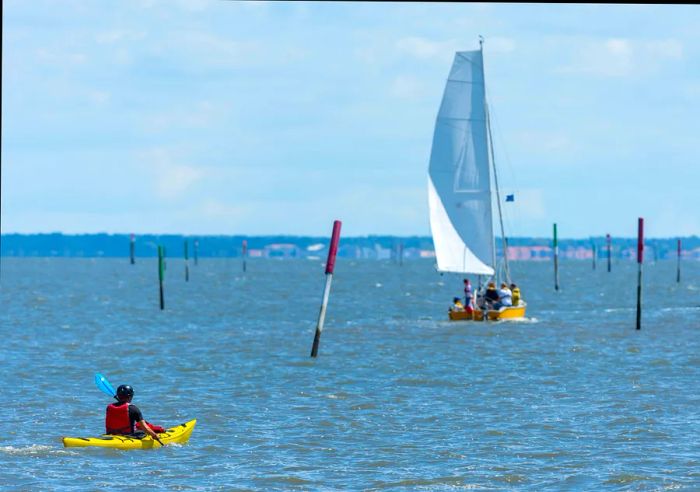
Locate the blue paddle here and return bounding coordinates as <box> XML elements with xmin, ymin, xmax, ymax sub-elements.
<box><xmin>95</xmin><ymin>373</ymin><xmax>118</xmax><ymax>400</ymax></box>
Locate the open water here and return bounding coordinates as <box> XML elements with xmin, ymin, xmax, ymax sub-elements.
<box><xmin>0</xmin><ymin>257</ymin><xmax>698</xmax><ymax>491</ymax></box>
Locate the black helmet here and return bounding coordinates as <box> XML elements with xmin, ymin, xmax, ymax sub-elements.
<box><xmin>116</xmin><ymin>385</ymin><xmax>134</xmax><ymax>401</ymax></box>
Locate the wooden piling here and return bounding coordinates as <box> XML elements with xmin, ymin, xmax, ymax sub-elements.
<box><xmin>636</xmin><ymin>218</ymin><xmax>643</xmax><ymax>330</ymax></box>
<box><xmin>158</xmin><ymin>245</ymin><xmax>165</xmax><ymax>310</ymax></box>
<box><xmin>553</xmin><ymin>223</ymin><xmax>559</xmax><ymax>291</ymax></box>
<box><xmin>184</xmin><ymin>239</ymin><xmax>189</xmax><ymax>282</ymax></box>
<box><xmin>677</xmin><ymin>239</ymin><xmax>681</xmax><ymax>283</ymax></box>
<box><xmin>310</xmin><ymin>220</ymin><xmax>342</xmax><ymax>358</ymax></box>
<box><xmin>592</xmin><ymin>242</ymin><xmax>596</xmax><ymax>270</ymax></box>
<box><xmin>606</xmin><ymin>234</ymin><xmax>612</xmax><ymax>272</ymax></box>
<box><xmin>194</xmin><ymin>240</ymin><xmax>199</xmax><ymax>266</ymax></box>
<box><xmin>130</xmin><ymin>234</ymin><xmax>135</xmax><ymax>265</ymax></box>
<box><xmin>242</xmin><ymin>240</ymin><xmax>248</xmax><ymax>273</ymax></box>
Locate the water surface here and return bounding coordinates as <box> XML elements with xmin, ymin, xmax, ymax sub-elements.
<box><xmin>1</xmin><ymin>258</ymin><xmax>698</xmax><ymax>490</ymax></box>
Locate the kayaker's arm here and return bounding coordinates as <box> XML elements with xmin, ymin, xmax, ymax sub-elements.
<box><xmin>139</xmin><ymin>420</ymin><xmax>164</xmax><ymax>446</ymax></box>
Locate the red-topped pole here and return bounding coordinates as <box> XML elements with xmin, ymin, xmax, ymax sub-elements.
<box><xmin>677</xmin><ymin>239</ymin><xmax>681</xmax><ymax>283</ymax></box>
<box><xmin>311</xmin><ymin>220</ymin><xmax>342</xmax><ymax>358</ymax></box>
<box><xmin>636</xmin><ymin>218</ymin><xmax>644</xmax><ymax>330</ymax></box>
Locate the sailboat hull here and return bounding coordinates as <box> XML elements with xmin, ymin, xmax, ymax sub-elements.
<box><xmin>449</xmin><ymin>303</ymin><xmax>527</xmax><ymax>321</ymax></box>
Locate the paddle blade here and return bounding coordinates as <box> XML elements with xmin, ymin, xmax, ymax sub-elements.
<box><xmin>95</xmin><ymin>373</ymin><xmax>116</xmax><ymax>398</ymax></box>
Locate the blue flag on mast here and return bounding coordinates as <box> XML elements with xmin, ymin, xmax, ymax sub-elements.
<box><xmin>506</xmin><ymin>194</ymin><xmax>515</xmax><ymax>202</ymax></box>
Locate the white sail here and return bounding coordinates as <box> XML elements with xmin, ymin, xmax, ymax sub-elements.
<box><xmin>427</xmin><ymin>49</ymin><xmax>495</xmax><ymax>275</ymax></box>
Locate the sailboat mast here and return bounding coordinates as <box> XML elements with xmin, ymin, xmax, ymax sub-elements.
<box><xmin>481</xmin><ymin>39</ymin><xmax>511</xmax><ymax>285</ymax></box>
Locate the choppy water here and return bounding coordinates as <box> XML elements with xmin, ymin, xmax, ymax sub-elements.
<box><xmin>1</xmin><ymin>257</ymin><xmax>698</xmax><ymax>491</ymax></box>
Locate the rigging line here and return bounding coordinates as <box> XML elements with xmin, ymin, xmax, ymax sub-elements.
<box><xmin>487</xmin><ymin>100</ymin><xmax>521</xmax><ymax>240</ymax></box>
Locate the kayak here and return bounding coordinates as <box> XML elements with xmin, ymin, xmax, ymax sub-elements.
<box><xmin>62</xmin><ymin>419</ymin><xmax>196</xmax><ymax>449</ymax></box>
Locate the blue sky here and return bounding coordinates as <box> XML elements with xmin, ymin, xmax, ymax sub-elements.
<box><xmin>3</xmin><ymin>1</ymin><xmax>699</xmax><ymax>238</ymax></box>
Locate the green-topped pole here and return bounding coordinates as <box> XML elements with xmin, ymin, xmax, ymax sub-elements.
<box><xmin>158</xmin><ymin>245</ymin><xmax>165</xmax><ymax>310</ymax></box>
<box><xmin>553</xmin><ymin>223</ymin><xmax>559</xmax><ymax>291</ymax></box>
<box><xmin>184</xmin><ymin>239</ymin><xmax>189</xmax><ymax>282</ymax></box>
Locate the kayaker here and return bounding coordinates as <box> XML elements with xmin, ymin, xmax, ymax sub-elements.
<box><xmin>106</xmin><ymin>385</ymin><xmax>164</xmax><ymax>445</ymax></box>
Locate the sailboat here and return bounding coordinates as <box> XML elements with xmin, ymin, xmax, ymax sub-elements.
<box><xmin>427</xmin><ymin>39</ymin><xmax>526</xmax><ymax>321</ymax></box>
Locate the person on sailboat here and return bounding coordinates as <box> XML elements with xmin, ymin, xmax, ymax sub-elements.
<box><xmin>510</xmin><ymin>283</ymin><xmax>521</xmax><ymax>306</ymax></box>
<box><xmin>463</xmin><ymin>279</ymin><xmax>475</xmax><ymax>312</ymax></box>
<box><xmin>484</xmin><ymin>282</ymin><xmax>499</xmax><ymax>310</ymax></box>
<box><xmin>495</xmin><ymin>283</ymin><xmax>513</xmax><ymax>309</ymax></box>
<box><xmin>450</xmin><ymin>297</ymin><xmax>465</xmax><ymax>312</ymax></box>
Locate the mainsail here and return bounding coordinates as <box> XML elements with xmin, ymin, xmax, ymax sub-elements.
<box><xmin>427</xmin><ymin>49</ymin><xmax>495</xmax><ymax>275</ymax></box>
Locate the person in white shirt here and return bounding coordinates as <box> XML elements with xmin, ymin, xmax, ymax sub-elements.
<box><xmin>496</xmin><ymin>282</ymin><xmax>513</xmax><ymax>309</ymax></box>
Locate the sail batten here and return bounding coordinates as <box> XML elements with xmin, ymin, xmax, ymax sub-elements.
<box><xmin>428</xmin><ymin>49</ymin><xmax>495</xmax><ymax>275</ymax></box>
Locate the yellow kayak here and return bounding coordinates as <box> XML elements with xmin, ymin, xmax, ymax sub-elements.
<box><xmin>62</xmin><ymin>419</ymin><xmax>196</xmax><ymax>449</ymax></box>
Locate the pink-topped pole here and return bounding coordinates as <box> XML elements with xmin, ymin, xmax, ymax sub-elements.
<box><xmin>677</xmin><ymin>239</ymin><xmax>681</xmax><ymax>283</ymax></box>
<box><xmin>636</xmin><ymin>218</ymin><xmax>644</xmax><ymax>330</ymax></box>
<box><xmin>311</xmin><ymin>220</ymin><xmax>342</xmax><ymax>358</ymax></box>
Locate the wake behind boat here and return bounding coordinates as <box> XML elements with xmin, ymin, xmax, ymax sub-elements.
<box><xmin>427</xmin><ymin>39</ymin><xmax>526</xmax><ymax>321</ymax></box>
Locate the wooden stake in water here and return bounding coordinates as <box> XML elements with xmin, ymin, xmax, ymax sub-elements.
<box><xmin>184</xmin><ymin>239</ymin><xmax>189</xmax><ymax>282</ymax></box>
<box><xmin>310</xmin><ymin>220</ymin><xmax>342</xmax><ymax>358</ymax></box>
<box><xmin>677</xmin><ymin>239</ymin><xmax>681</xmax><ymax>283</ymax></box>
<box><xmin>242</xmin><ymin>239</ymin><xmax>248</xmax><ymax>273</ymax></box>
<box><xmin>591</xmin><ymin>241</ymin><xmax>596</xmax><ymax>270</ymax></box>
<box><xmin>130</xmin><ymin>234</ymin><xmax>135</xmax><ymax>265</ymax></box>
<box><xmin>553</xmin><ymin>223</ymin><xmax>560</xmax><ymax>291</ymax></box>
<box><xmin>158</xmin><ymin>245</ymin><xmax>165</xmax><ymax>310</ymax></box>
<box><xmin>606</xmin><ymin>234</ymin><xmax>612</xmax><ymax>272</ymax></box>
<box><xmin>194</xmin><ymin>240</ymin><xmax>199</xmax><ymax>266</ymax></box>
<box><xmin>636</xmin><ymin>218</ymin><xmax>644</xmax><ymax>330</ymax></box>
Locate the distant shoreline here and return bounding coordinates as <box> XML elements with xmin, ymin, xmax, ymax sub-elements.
<box><xmin>1</xmin><ymin>233</ymin><xmax>698</xmax><ymax>261</ymax></box>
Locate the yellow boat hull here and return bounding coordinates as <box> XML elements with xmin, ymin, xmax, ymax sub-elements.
<box><xmin>62</xmin><ymin>419</ymin><xmax>196</xmax><ymax>449</ymax></box>
<box><xmin>449</xmin><ymin>303</ymin><xmax>527</xmax><ymax>321</ymax></box>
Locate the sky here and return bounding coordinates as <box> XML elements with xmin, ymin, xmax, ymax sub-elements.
<box><xmin>2</xmin><ymin>1</ymin><xmax>699</xmax><ymax>238</ymax></box>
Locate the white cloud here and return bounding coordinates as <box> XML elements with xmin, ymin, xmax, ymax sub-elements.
<box><xmin>390</xmin><ymin>75</ymin><xmax>425</xmax><ymax>100</ymax></box>
<box><xmin>142</xmin><ymin>148</ymin><xmax>205</xmax><ymax>200</ymax></box>
<box><xmin>557</xmin><ymin>37</ymin><xmax>684</xmax><ymax>77</ymax></box>
<box><xmin>396</xmin><ymin>37</ymin><xmax>457</xmax><ymax>62</ymax></box>
<box><xmin>487</xmin><ymin>37</ymin><xmax>516</xmax><ymax>54</ymax></box>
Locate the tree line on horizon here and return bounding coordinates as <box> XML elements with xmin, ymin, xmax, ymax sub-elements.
<box><xmin>1</xmin><ymin>233</ymin><xmax>698</xmax><ymax>259</ymax></box>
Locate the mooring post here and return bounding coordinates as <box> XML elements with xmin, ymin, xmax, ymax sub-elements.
<box><xmin>194</xmin><ymin>239</ymin><xmax>199</xmax><ymax>266</ymax></box>
<box><xmin>553</xmin><ymin>223</ymin><xmax>559</xmax><ymax>291</ymax></box>
<box><xmin>130</xmin><ymin>234</ymin><xmax>135</xmax><ymax>265</ymax></box>
<box><xmin>606</xmin><ymin>234</ymin><xmax>612</xmax><ymax>272</ymax></box>
<box><xmin>677</xmin><ymin>239</ymin><xmax>681</xmax><ymax>283</ymax></box>
<box><xmin>636</xmin><ymin>218</ymin><xmax>644</xmax><ymax>330</ymax></box>
<box><xmin>310</xmin><ymin>220</ymin><xmax>342</xmax><ymax>358</ymax></box>
<box><xmin>592</xmin><ymin>242</ymin><xmax>596</xmax><ymax>270</ymax></box>
<box><xmin>184</xmin><ymin>239</ymin><xmax>189</xmax><ymax>282</ymax></box>
<box><xmin>158</xmin><ymin>245</ymin><xmax>165</xmax><ymax>310</ymax></box>
<box><xmin>242</xmin><ymin>239</ymin><xmax>248</xmax><ymax>273</ymax></box>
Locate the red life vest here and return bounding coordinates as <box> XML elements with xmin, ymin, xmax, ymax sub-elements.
<box><xmin>105</xmin><ymin>402</ymin><xmax>134</xmax><ymax>435</ymax></box>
